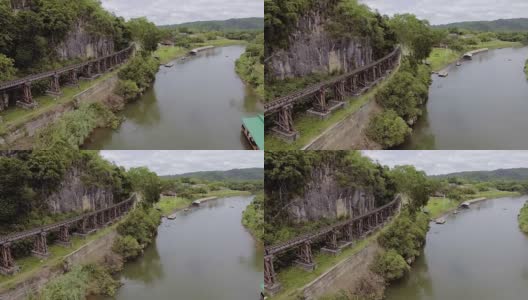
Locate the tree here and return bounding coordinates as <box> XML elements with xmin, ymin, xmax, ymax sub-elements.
<box><xmin>367</xmin><ymin>110</ymin><xmax>411</xmax><ymax>148</ymax></box>
<box><xmin>0</xmin><ymin>157</ymin><xmax>33</xmax><ymax>223</ymax></box>
<box><xmin>127</xmin><ymin>167</ymin><xmax>161</xmax><ymax>205</ymax></box>
<box><xmin>390</xmin><ymin>14</ymin><xmax>434</xmax><ymax>62</ymax></box>
<box><xmin>127</xmin><ymin>17</ymin><xmax>161</xmax><ymax>52</ymax></box>
<box><xmin>390</xmin><ymin>165</ymin><xmax>432</xmax><ymax>212</ymax></box>
<box><xmin>371</xmin><ymin>249</ymin><xmax>410</xmax><ymax>281</ymax></box>
<box><xmin>0</xmin><ymin>54</ymin><xmax>16</xmax><ymax>81</ymax></box>
<box><xmin>112</xmin><ymin>235</ymin><xmax>142</xmax><ymax>260</ymax></box>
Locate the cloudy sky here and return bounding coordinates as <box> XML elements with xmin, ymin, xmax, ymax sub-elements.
<box><xmin>100</xmin><ymin>150</ymin><xmax>263</xmax><ymax>176</ymax></box>
<box><xmin>100</xmin><ymin>0</ymin><xmax>263</xmax><ymax>25</ymax></box>
<box><xmin>363</xmin><ymin>151</ymin><xmax>528</xmax><ymax>176</ymax></box>
<box><xmin>360</xmin><ymin>0</ymin><xmax>528</xmax><ymax>25</ymax></box>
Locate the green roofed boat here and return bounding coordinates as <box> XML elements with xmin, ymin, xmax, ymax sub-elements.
<box><xmin>242</xmin><ymin>114</ymin><xmax>264</xmax><ymax>150</ymax></box>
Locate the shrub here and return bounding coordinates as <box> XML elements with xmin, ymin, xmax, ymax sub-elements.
<box><xmin>116</xmin><ymin>207</ymin><xmax>161</xmax><ymax>245</ymax></box>
<box><xmin>367</xmin><ymin>110</ymin><xmax>411</xmax><ymax>148</ymax></box>
<box><xmin>519</xmin><ymin>201</ymin><xmax>528</xmax><ymax>234</ymax></box>
<box><xmin>377</xmin><ymin>210</ymin><xmax>429</xmax><ymax>262</ymax></box>
<box><xmin>242</xmin><ymin>192</ymin><xmax>264</xmax><ymax>240</ymax></box>
<box><xmin>112</xmin><ymin>235</ymin><xmax>142</xmax><ymax>260</ymax></box>
<box><xmin>116</xmin><ymin>79</ymin><xmax>140</xmax><ymax>100</ymax></box>
<box><xmin>371</xmin><ymin>249</ymin><xmax>409</xmax><ymax>281</ymax></box>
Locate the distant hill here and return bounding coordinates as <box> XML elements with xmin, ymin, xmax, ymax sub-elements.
<box><xmin>162</xmin><ymin>168</ymin><xmax>263</xmax><ymax>181</ymax></box>
<box><xmin>434</xmin><ymin>18</ymin><xmax>528</xmax><ymax>32</ymax></box>
<box><xmin>433</xmin><ymin>168</ymin><xmax>528</xmax><ymax>181</ymax></box>
<box><xmin>160</xmin><ymin>17</ymin><xmax>263</xmax><ymax>31</ymax></box>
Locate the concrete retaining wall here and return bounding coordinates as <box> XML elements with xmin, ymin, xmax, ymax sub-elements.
<box><xmin>302</xmin><ymin>242</ymin><xmax>381</xmax><ymax>300</ymax></box>
<box><xmin>0</xmin><ymin>230</ymin><xmax>118</xmax><ymax>300</ymax></box>
<box><xmin>0</xmin><ymin>74</ymin><xmax>119</xmax><ymax>148</ymax></box>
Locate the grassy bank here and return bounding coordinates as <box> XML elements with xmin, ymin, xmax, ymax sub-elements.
<box><xmin>242</xmin><ymin>192</ymin><xmax>263</xmax><ymax>240</ymax></box>
<box><xmin>525</xmin><ymin>59</ymin><xmax>528</xmax><ymax>79</ymax></box>
<box><xmin>0</xmin><ymin>67</ymin><xmax>122</xmax><ymax>138</ymax></box>
<box><xmin>265</xmin><ymin>65</ymin><xmax>400</xmax><ymax>151</ymax></box>
<box><xmin>155</xmin><ymin>189</ymin><xmax>251</xmax><ymax>216</ymax></box>
<box><xmin>427</xmin><ymin>40</ymin><xmax>523</xmax><ymax>72</ymax></box>
<box><xmin>271</xmin><ymin>235</ymin><xmax>376</xmax><ymax>300</ymax></box>
<box><xmin>0</xmin><ymin>224</ymin><xmax>117</xmax><ymax>291</ymax></box>
<box><xmin>518</xmin><ymin>201</ymin><xmax>528</xmax><ymax>233</ymax></box>
<box><xmin>153</xmin><ymin>38</ymin><xmax>247</xmax><ymax>65</ymax></box>
<box><xmin>425</xmin><ymin>189</ymin><xmax>520</xmax><ymax>219</ymax></box>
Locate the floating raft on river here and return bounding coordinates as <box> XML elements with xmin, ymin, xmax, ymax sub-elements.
<box><xmin>242</xmin><ymin>114</ymin><xmax>264</xmax><ymax>150</ymax></box>
<box><xmin>192</xmin><ymin>196</ymin><xmax>218</xmax><ymax>207</ymax></box>
<box><xmin>463</xmin><ymin>48</ymin><xmax>489</xmax><ymax>59</ymax></box>
<box><xmin>189</xmin><ymin>46</ymin><xmax>215</xmax><ymax>55</ymax></box>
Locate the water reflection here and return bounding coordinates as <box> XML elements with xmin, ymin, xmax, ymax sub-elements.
<box><xmin>83</xmin><ymin>45</ymin><xmax>262</xmax><ymax>150</ymax></box>
<box><xmin>402</xmin><ymin>47</ymin><xmax>528</xmax><ymax>149</ymax></box>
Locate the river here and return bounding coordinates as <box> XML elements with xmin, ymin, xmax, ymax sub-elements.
<box><xmin>92</xmin><ymin>196</ymin><xmax>263</xmax><ymax>300</ymax></box>
<box><xmin>386</xmin><ymin>196</ymin><xmax>528</xmax><ymax>299</ymax></box>
<box><xmin>401</xmin><ymin>47</ymin><xmax>528</xmax><ymax>149</ymax></box>
<box><xmin>83</xmin><ymin>45</ymin><xmax>262</xmax><ymax>150</ymax></box>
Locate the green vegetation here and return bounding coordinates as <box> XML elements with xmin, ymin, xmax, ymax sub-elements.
<box><xmin>271</xmin><ymin>234</ymin><xmax>379</xmax><ymax>300</ymax></box>
<box><xmin>242</xmin><ymin>192</ymin><xmax>264</xmax><ymax>240</ymax></box>
<box><xmin>36</xmin><ymin>264</ymin><xmax>119</xmax><ymax>299</ymax></box>
<box><xmin>265</xmin><ymin>65</ymin><xmax>399</xmax><ymax>150</ymax></box>
<box><xmin>154</xmin><ymin>45</ymin><xmax>188</xmax><ymax>64</ymax></box>
<box><xmin>366</xmin><ymin>110</ymin><xmax>411</xmax><ymax>148</ymax></box>
<box><xmin>433</xmin><ymin>167</ymin><xmax>528</xmax><ymax>182</ymax></box>
<box><xmin>264</xmin><ymin>151</ymin><xmax>398</xmax><ymax>244</ymax></box>
<box><xmin>113</xmin><ymin>207</ymin><xmax>162</xmax><ymax>260</ymax></box>
<box><xmin>116</xmin><ymin>55</ymin><xmax>160</xmax><ymax>100</ymax></box>
<box><xmin>371</xmin><ymin>249</ymin><xmax>410</xmax><ymax>282</ymax></box>
<box><xmin>161</xmin><ymin>168</ymin><xmax>264</xmax><ymax>181</ymax></box>
<box><xmin>265</xmin><ymin>0</ymin><xmax>397</xmax><ymax>57</ymax></box>
<box><xmin>156</xmin><ymin>196</ymin><xmax>193</xmax><ymax>215</ymax></box>
<box><xmin>127</xmin><ymin>167</ymin><xmax>161</xmax><ymax>205</ymax></box>
<box><xmin>390</xmin><ymin>14</ymin><xmax>438</xmax><ymax>63</ymax></box>
<box><xmin>0</xmin><ymin>0</ymin><xmax>131</xmax><ymax>74</ymax></box>
<box><xmin>127</xmin><ymin>17</ymin><xmax>161</xmax><ymax>52</ymax></box>
<box><xmin>0</xmin><ymin>150</ymin><xmax>131</xmax><ymax>232</ymax></box>
<box><xmin>34</xmin><ymin>102</ymin><xmax>120</xmax><ymax>149</ymax></box>
<box><xmin>161</xmin><ymin>17</ymin><xmax>264</xmax><ymax>32</ymax></box>
<box><xmin>434</xmin><ymin>18</ymin><xmax>528</xmax><ymax>33</ymax></box>
<box><xmin>235</xmin><ymin>33</ymin><xmax>264</xmax><ymax>98</ymax></box>
<box><xmin>525</xmin><ymin>59</ymin><xmax>528</xmax><ymax>80</ymax></box>
<box><xmin>427</xmin><ymin>47</ymin><xmax>460</xmax><ymax>71</ymax></box>
<box><xmin>375</xmin><ymin>60</ymin><xmax>431</xmax><ymax>128</ymax></box>
<box><xmin>519</xmin><ymin>202</ymin><xmax>528</xmax><ymax>234</ymax></box>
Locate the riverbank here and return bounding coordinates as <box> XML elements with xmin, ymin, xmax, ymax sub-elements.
<box><xmin>0</xmin><ymin>223</ymin><xmax>119</xmax><ymax>299</ymax></box>
<box><xmin>154</xmin><ymin>38</ymin><xmax>247</xmax><ymax>65</ymax></box>
<box><xmin>518</xmin><ymin>201</ymin><xmax>528</xmax><ymax>233</ymax></box>
<box><xmin>425</xmin><ymin>190</ymin><xmax>520</xmax><ymax>219</ymax></box>
<box><xmin>427</xmin><ymin>40</ymin><xmax>523</xmax><ymax>72</ymax></box>
<box><xmin>155</xmin><ymin>189</ymin><xmax>252</xmax><ymax>216</ymax></box>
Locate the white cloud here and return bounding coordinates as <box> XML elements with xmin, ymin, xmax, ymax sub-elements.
<box><xmin>100</xmin><ymin>150</ymin><xmax>263</xmax><ymax>175</ymax></box>
<box><xmin>100</xmin><ymin>0</ymin><xmax>263</xmax><ymax>25</ymax></box>
<box><xmin>362</xmin><ymin>151</ymin><xmax>528</xmax><ymax>175</ymax></box>
<box><xmin>360</xmin><ymin>0</ymin><xmax>528</xmax><ymax>25</ymax></box>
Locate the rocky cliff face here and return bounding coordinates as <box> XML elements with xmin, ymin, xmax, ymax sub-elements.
<box><xmin>287</xmin><ymin>164</ymin><xmax>376</xmax><ymax>223</ymax></box>
<box><xmin>45</xmin><ymin>167</ymin><xmax>115</xmax><ymax>213</ymax></box>
<box><xmin>267</xmin><ymin>4</ymin><xmax>374</xmax><ymax>80</ymax></box>
<box><xmin>56</xmin><ymin>20</ymin><xmax>115</xmax><ymax>60</ymax></box>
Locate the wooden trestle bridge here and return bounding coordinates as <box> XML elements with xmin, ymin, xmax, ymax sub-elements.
<box><xmin>263</xmin><ymin>196</ymin><xmax>401</xmax><ymax>295</ymax></box>
<box><xmin>0</xmin><ymin>44</ymin><xmax>135</xmax><ymax>110</ymax></box>
<box><xmin>0</xmin><ymin>195</ymin><xmax>136</xmax><ymax>276</ymax></box>
<box><xmin>265</xmin><ymin>47</ymin><xmax>401</xmax><ymax>141</ymax></box>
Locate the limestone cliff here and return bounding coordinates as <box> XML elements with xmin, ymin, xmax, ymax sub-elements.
<box><xmin>266</xmin><ymin>2</ymin><xmax>374</xmax><ymax>80</ymax></box>
<box><xmin>45</xmin><ymin>166</ymin><xmax>115</xmax><ymax>213</ymax></box>
<box><xmin>287</xmin><ymin>163</ymin><xmax>376</xmax><ymax>223</ymax></box>
<box><xmin>56</xmin><ymin>20</ymin><xmax>115</xmax><ymax>60</ymax></box>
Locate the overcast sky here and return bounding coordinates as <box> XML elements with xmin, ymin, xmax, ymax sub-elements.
<box><xmin>362</xmin><ymin>151</ymin><xmax>528</xmax><ymax>176</ymax></box>
<box><xmin>100</xmin><ymin>150</ymin><xmax>263</xmax><ymax>176</ymax></box>
<box><xmin>360</xmin><ymin>0</ymin><xmax>528</xmax><ymax>25</ymax></box>
<box><xmin>100</xmin><ymin>0</ymin><xmax>263</xmax><ymax>25</ymax></box>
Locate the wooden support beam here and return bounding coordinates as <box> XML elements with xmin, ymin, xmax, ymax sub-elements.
<box><xmin>264</xmin><ymin>255</ymin><xmax>281</xmax><ymax>295</ymax></box>
<box><xmin>32</xmin><ymin>232</ymin><xmax>49</xmax><ymax>258</ymax></box>
<box><xmin>0</xmin><ymin>243</ymin><xmax>16</xmax><ymax>275</ymax></box>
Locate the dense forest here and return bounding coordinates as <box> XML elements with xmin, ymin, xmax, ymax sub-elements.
<box><xmin>161</xmin><ymin>17</ymin><xmax>264</xmax><ymax>32</ymax></box>
<box><xmin>432</xmin><ymin>168</ymin><xmax>528</xmax><ymax>182</ymax></box>
<box><xmin>0</xmin><ymin>0</ymin><xmax>132</xmax><ymax>80</ymax></box>
<box><xmin>161</xmin><ymin>167</ymin><xmax>264</xmax><ymax>181</ymax></box>
<box><xmin>434</xmin><ymin>18</ymin><xmax>528</xmax><ymax>32</ymax></box>
<box><xmin>0</xmin><ymin>149</ymin><xmax>160</xmax><ymax>233</ymax></box>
